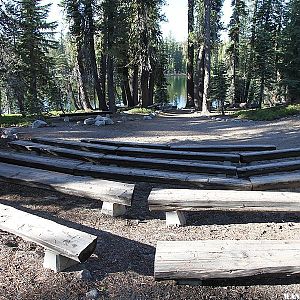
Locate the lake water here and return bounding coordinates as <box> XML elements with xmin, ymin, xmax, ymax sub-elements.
<box><xmin>167</xmin><ymin>75</ymin><xmax>187</xmax><ymax>109</ymax></box>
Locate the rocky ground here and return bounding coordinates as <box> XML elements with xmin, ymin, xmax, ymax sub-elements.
<box><xmin>0</xmin><ymin>110</ymin><xmax>300</xmax><ymax>300</ymax></box>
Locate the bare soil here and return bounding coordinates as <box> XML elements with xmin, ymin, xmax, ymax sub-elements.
<box><xmin>1</xmin><ymin>110</ymin><xmax>300</xmax><ymax>300</ymax></box>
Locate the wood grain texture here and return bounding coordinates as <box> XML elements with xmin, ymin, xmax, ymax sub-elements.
<box><xmin>9</xmin><ymin>140</ymin><xmax>237</xmax><ymax>175</ymax></box>
<box><xmin>0</xmin><ymin>151</ymin><xmax>251</xmax><ymax>189</ymax></box>
<box><xmin>0</xmin><ymin>162</ymin><xmax>134</xmax><ymax>205</ymax></box>
<box><xmin>82</xmin><ymin>139</ymin><xmax>276</xmax><ymax>152</ymax></box>
<box><xmin>240</xmin><ymin>148</ymin><xmax>300</xmax><ymax>163</ymax></box>
<box><xmin>148</xmin><ymin>188</ymin><xmax>300</xmax><ymax>211</ymax></box>
<box><xmin>250</xmin><ymin>171</ymin><xmax>300</xmax><ymax>190</ymax></box>
<box><xmin>31</xmin><ymin>137</ymin><xmax>241</xmax><ymax>163</ymax></box>
<box><xmin>0</xmin><ymin>204</ymin><xmax>97</xmax><ymax>262</ymax></box>
<box><xmin>237</xmin><ymin>160</ymin><xmax>300</xmax><ymax>177</ymax></box>
<box><xmin>155</xmin><ymin>240</ymin><xmax>300</xmax><ymax>280</ymax></box>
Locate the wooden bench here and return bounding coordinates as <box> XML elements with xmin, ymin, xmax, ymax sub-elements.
<box><xmin>148</xmin><ymin>188</ymin><xmax>300</xmax><ymax>226</ymax></box>
<box><xmin>0</xmin><ymin>203</ymin><xmax>97</xmax><ymax>272</ymax></box>
<box><xmin>82</xmin><ymin>139</ymin><xmax>276</xmax><ymax>152</ymax></box>
<box><xmin>154</xmin><ymin>240</ymin><xmax>300</xmax><ymax>283</ymax></box>
<box><xmin>31</xmin><ymin>137</ymin><xmax>241</xmax><ymax>163</ymax></box>
<box><xmin>10</xmin><ymin>140</ymin><xmax>238</xmax><ymax>176</ymax></box>
<box><xmin>240</xmin><ymin>148</ymin><xmax>300</xmax><ymax>163</ymax></box>
<box><xmin>0</xmin><ymin>162</ymin><xmax>135</xmax><ymax>217</ymax></box>
<box><xmin>0</xmin><ymin>150</ymin><xmax>251</xmax><ymax>190</ymax></box>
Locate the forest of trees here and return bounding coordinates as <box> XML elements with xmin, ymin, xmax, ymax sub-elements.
<box><xmin>0</xmin><ymin>0</ymin><xmax>299</xmax><ymax>115</ymax></box>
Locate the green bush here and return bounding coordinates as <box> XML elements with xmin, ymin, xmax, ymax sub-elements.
<box><xmin>126</xmin><ymin>107</ymin><xmax>153</xmax><ymax>115</ymax></box>
<box><xmin>234</xmin><ymin>104</ymin><xmax>300</xmax><ymax>121</ymax></box>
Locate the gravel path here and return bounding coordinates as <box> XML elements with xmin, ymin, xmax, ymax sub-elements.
<box><xmin>0</xmin><ymin>111</ymin><xmax>300</xmax><ymax>300</ymax></box>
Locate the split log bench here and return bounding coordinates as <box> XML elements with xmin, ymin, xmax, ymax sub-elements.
<box><xmin>82</xmin><ymin>138</ymin><xmax>276</xmax><ymax>152</ymax></box>
<box><xmin>148</xmin><ymin>189</ymin><xmax>300</xmax><ymax>226</ymax></box>
<box><xmin>0</xmin><ymin>162</ymin><xmax>135</xmax><ymax>217</ymax></box>
<box><xmin>0</xmin><ymin>203</ymin><xmax>97</xmax><ymax>272</ymax></box>
<box><xmin>154</xmin><ymin>240</ymin><xmax>300</xmax><ymax>283</ymax></box>
<box><xmin>0</xmin><ymin>150</ymin><xmax>251</xmax><ymax>190</ymax></box>
<box><xmin>9</xmin><ymin>140</ymin><xmax>238</xmax><ymax>176</ymax></box>
<box><xmin>30</xmin><ymin>137</ymin><xmax>241</xmax><ymax>163</ymax></box>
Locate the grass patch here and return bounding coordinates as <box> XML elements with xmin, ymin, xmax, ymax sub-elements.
<box><xmin>234</xmin><ymin>104</ymin><xmax>300</xmax><ymax>121</ymax></box>
<box><xmin>126</xmin><ymin>107</ymin><xmax>153</xmax><ymax>115</ymax></box>
<box><xmin>0</xmin><ymin>114</ymin><xmax>36</xmax><ymax>127</ymax></box>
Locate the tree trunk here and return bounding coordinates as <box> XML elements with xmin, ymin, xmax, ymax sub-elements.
<box><xmin>107</xmin><ymin>56</ymin><xmax>116</xmax><ymax>113</ymax></box>
<box><xmin>122</xmin><ymin>66</ymin><xmax>134</xmax><ymax>107</ymax></box>
<box><xmin>85</xmin><ymin>0</ymin><xmax>107</xmax><ymax>111</ymax></box>
<box><xmin>148</xmin><ymin>71</ymin><xmax>154</xmax><ymax>106</ymax></box>
<box><xmin>186</xmin><ymin>0</ymin><xmax>195</xmax><ymax>107</ymax></box>
<box><xmin>244</xmin><ymin>0</ymin><xmax>258</xmax><ymax>104</ymax></box>
<box><xmin>77</xmin><ymin>45</ymin><xmax>93</xmax><ymax>111</ymax></box>
<box><xmin>132</xmin><ymin>65</ymin><xmax>139</xmax><ymax>106</ymax></box>
<box><xmin>259</xmin><ymin>75</ymin><xmax>265</xmax><ymax>109</ymax></box>
<box><xmin>194</xmin><ymin>45</ymin><xmax>205</xmax><ymax>110</ymax></box>
<box><xmin>141</xmin><ymin>67</ymin><xmax>150</xmax><ymax>108</ymax></box>
<box><xmin>202</xmin><ymin>0</ymin><xmax>211</xmax><ymax>114</ymax></box>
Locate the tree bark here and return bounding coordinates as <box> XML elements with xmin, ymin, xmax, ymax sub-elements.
<box><xmin>202</xmin><ymin>0</ymin><xmax>211</xmax><ymax>114</ymax></box>
<box><xmin>186</xmin><ymin>0</ymin><xmax>195</xmax><ymax>107</ymax></box>
<box><xmin>122</xmin><ymin>66</ymin><xmax>134</xmax><ymax>107</ymax></box>
<box><xmin>132</xmin><ymin>65</ymin><xmax>139</xmax><ymax>106</ymax></box>
<box><xmin>141</xmin><ymin>67</ymin><xmax>150</xmax><ymax>108</ymax></box>
<box><xmin>107</xmin><ymin>56</ymin><xmax>116</xmax><ymax>113</ymax></box>
<box><xmin>194</xmin><ymin>45</ymin><xmax>205</xmax><ymax>110</ymax></box>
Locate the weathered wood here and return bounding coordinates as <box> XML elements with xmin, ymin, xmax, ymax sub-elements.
<box><xmin>170</xmin><ymin>144</ymin><xmax>277</xmax><ymax>152</ymax></box>
<box><xmin>0</xmin><ymin>151</ymin><xmax>251</xmax><ymax>190</ymax></box>
<box><xmin>250</xmin><ymin>171</ymin><xmax>300</xmax><ymax>190</ymax></box>
<box><xmin>0</xmin><ymin>162</ymin><xmax>134</xmax><ymax>206</ymax></box>
<box><xmin>155</xmin><ymin>240</ymin><xmax>300</xmax><ymax>281</ymax></box>
<box><xmin>237</xmin><ymin>160</ymin><xmax>300</xmax><ymax>177</ymax></box>
<box><xmin>148</xmin><ymin>189</ymin><xmax>300</xmax><ymax>212</ymax></box>
<box><xmin>10</xmin><ymin>140</ymin><xmax>238</xmax><ymax>176</ymax></box>
<box><xmin>0</xmin><ymin>203</ymin><xmax>97</xmax><ymax>271</ymax></box>
<box><xmin>82</xmin><ymin>139</ymin><xmax>276</xmax><ymax>152</ymax></box>
<box><xmin>31</xmin><ymin>137</ymin><xmax>241</xmax><ymax>163</ymax></box>
<box><xmin>81</xmin><ymin>139</ymin><xmax>170</xmax><ymax>150</ymax></box>
<box><xmin>240</xmin><ymin>148</ymin><xmax>300</xmax><ymax>163</ymax></box>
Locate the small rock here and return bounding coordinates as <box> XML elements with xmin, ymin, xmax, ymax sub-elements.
<box><xmin>149</xmin><ymin>112</ymin><xmax>156</xmax><ymax>118</ymax></box>
<box><xmin>76</xmin><ymin>269</ymin><xmax>93</xmax><ymax>281</ymax></box>
<box><xmin>83</xmin><ymin>118</ymin><xmax>95</xmax><ymax>125</ymax></box>
<box><xmin>215</xmin><ymin>118</ymin><xmax>222</xmax><ymax>121</ymax></box>
<box><xmin>95</xmin><ymin>120</ymin><xmax>106</xmax><ymax>126</ymax></box>
<box><xmin>1</xmin><ymin>128</ymin><xmax>18</xmax><ymax>140</ymax></box>
<box><xmin>76</xmin><ymin>121</ymin><xmax>82</xmax><ymax>125</ymax></box>
<box><xmin>95</xmin><ymin>115</ymin><xmax>105</xmax><ymax>121</ymax></box>
<box><xmin>32</xmin><ymin>120</ymin><xmax>48</xmax><ymax>129</ymax></box>
<box><xmin>86</xmin><ymin>288</ymin><xmax>99</xmax><ymax>299</ymax></box>
<box><xmin>103</xmin><ymin>117</ymin><xmax>114</xmax><ymax>125</ymax></box>
<box><xmin>63</xmin><ymin>117</ymin><xmax>70</xmax><ymax>122</ymax></box>
<box><xmin>143</xmin><ymin>115</ymin><xmax>153</xmax><ymax>120</ymax></box>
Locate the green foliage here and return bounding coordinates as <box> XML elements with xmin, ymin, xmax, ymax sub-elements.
<box><xmin>126</xmin><ymin>108</ymin><xmax>153</xmax><ymax>115</ymax></box>
<box><xmin>0</xmin><ymin>114</ymin><xmax>36</xmax><ymax>127</ymax></box>
<box><xmin>234</xmin><ymin>105</ymin><xmax>300</xmax><ymax>121</ymax></box>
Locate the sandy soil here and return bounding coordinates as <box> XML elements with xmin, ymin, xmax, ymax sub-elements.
<box><xmin>0</xmin><ymin>110</ymin><xmax>300</xmax><ymax>300</ymax></box>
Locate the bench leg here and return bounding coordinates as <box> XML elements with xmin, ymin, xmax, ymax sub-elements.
<box><xmin>43</xmin><ymin>250</ymin><xmax>78</xmax><ymax>272</ymax></box>
<box><xmin>166</xmin><ymin>211</ymin><xmax>186</xmax><ymax>227</ymax></box>
<box><xmin>101</xmin><ymin>202</ymin><xmax>127</xmax><ymax>217</ymax></box>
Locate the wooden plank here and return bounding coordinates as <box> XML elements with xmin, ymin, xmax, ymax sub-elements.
<box><xmin>0</xmin><ymin>162</ymin><xmax>134</xmax><ymax>206</ymax></box>
<box><xmin>59</xmin><ymin>111</ymin><xmax>112</xmax><ymax>117</ymax></box>
<box><xmin>82</xmin><ymin>139</ymin><xmax>277</xmax><ymax>152</ymax></box>
<box><xmin>0</xmin><ymin>151</ymin><xmax>251</xmax><ymax>189</ymax></box>
<box><xmin>31</xmin><ymin>137</ymin><xmax>241</xmax><ymax>163</ymax></box>
<box><xmin>81</xmin><ymin>139</ymin><xmax>170</xmax><ymax>150</ymax></box>
<box><xmin>237</xmin><ymin>160</ymin><xmax>300</xmax><ymax>177</ymax></box>
<box><xmin>155</xmin><ymin>240</ymin><xmax>300</xmax><ymax>281</ymax></box>
<box><xmin>170</xmin><ymin>144</ymin><xmax>277</xmax><ymax>152</ymax></box>
<box><xmin>148</xmin><ymin>188</ymin><xmax>300</xmax><ymax>211</ymax></box>
<box><xmin>240</xmin><ymin>148</ymin><xmax>300</xmax><ymax>163</ymax></box>
<box><xmin>10</xmin><ymin>140</ymin><xmax>238</xmax><ymax>176</ymax></box>
<box><xmin>250</xmin><ymin>171</ymin><xmax>300</xmax><ymax>190</ymax></box>
<box><xmin>0</xmin><ymin>203</ymin><xmax>97</xmax><ymax>263</ymax></box>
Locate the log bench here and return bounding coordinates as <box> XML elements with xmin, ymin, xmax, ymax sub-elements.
<box><xmin>154</xmin><ymin>240</ymin><xmax>300</xmax><ymax>283</ymax></box>
<box><xmin>0</xmin><ymin>150</ymin><xmax>252</xmax><ymax>190</ymax></box>
<box><xmin>30</xmin><ymin>137</ymin><xmax>241</xmax><ymax>163</ymax></box>
<box><xmin>0</xmin><ymin>162</ymin><xmax>135</xmax><ymax>217</ymax></box>
<box><xmin>9</xmin><ymin>140</ymin><xmax>238</xmax><ymax>176</ymax></box>
<box><xmin>82</xmin><ymin>139</ymin><xmax>276</xmax><ymax>152</ymax></box>
<box><xmin>0</xmin><ymin>203</ymin><xmax>97</xmax><ymax>272</ymax></box>
<box><xmin>148</xmin><ymin>188</ymin><xmax>300</xmax><ymax>226</ymax></box>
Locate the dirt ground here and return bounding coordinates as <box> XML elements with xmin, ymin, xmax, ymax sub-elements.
<box><xmin>1</xmin><ymin>110</ymin><xmax>300</xmax><ymax>300</ymax></box>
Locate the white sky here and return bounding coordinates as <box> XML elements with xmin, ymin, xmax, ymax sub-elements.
<box><xmin>44</xmin><ymin>0</ymin><xmax>232</xmax><ymax>41</ymax></box>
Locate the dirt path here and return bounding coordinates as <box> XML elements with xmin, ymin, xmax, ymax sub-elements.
<box><xmin>0</xmin><ymin>111</ymin><xmax>300</xmax><ymax>300</ymax></box>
